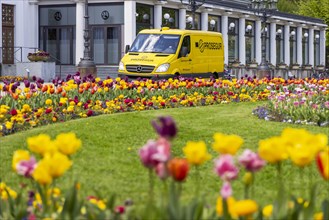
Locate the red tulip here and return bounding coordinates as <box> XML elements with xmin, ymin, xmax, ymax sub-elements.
<box><xmin>168</xmin><ymin>158</ymin><xmax>189</xmax><ymax>182</ymax></box>
<box><xmin>316</xmin><ymin>150</ymin><xmax>329</xmax><ymax>180</ymax></box>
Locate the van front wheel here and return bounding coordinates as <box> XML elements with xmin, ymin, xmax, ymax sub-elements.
<box><xmin>212</xmin><ymin>72</ymin><xmax>219</xmax><ymax>79</ymax></box>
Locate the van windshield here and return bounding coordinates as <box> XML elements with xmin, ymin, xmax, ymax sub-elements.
<box><xmin>130</xmin><ymin>34</ymin><xmax>180</xmax><ymax>54</ymax></box>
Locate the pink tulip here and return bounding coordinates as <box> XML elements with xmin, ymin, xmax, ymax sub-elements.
<box><xmin>238</xmin><ymin>149</ymin><xmax>266</xmax><ymax>172</ymax></box>
<box><xmin>152</xmin><ymin>138</ymin><xmax>171</xmax><ymax>163</ymax></box>
<box><xmin>214</xmin><ymin>155</ymin><xmax>239</xmax><ymax>181</ymax></box>
<box><xmin>139</xmin><ymin>140</ymin><xmax>159</xmax><ymax>168</ymax></box>
<box><xmin>139</xmin><ymin>138</ymin><xmax>171</xmax><ymax>169</ymax></box>
<box><xmin>16</xmin><ymin>157</ymin><xmax>37</xmax><ymax>178</ymax></box>
<box><xmin>155</xmin><ymin>162</ymin><xmax>169</xmax><ymax>180</ymax></box>
<box><xmin>220</xmin><ymin>181</ymin><xmax>232</xmax><ymax>199</ymax></box>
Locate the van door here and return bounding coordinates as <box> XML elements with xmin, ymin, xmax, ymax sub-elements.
<box><xmin>177</xmin><ymin>35</ymin><xmax>192</xmax><ymax>74</ymax></box>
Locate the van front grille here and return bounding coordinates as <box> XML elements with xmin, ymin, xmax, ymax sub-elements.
<box><xmin>126</xmin><ymin>65</ymin><xmax>155</xmax><ymax>73</ymax></box>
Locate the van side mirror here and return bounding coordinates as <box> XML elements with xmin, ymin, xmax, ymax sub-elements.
<box><xmin>179</xmin><ymin>46</ymin><xmax>188</xmax><ymax>58</ymax></box>
<box><xmin>125</xmin><ymin>45</ymin><xmax>130</xmax><ymax>54</ymax></box>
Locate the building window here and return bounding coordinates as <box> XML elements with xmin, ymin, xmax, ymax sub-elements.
<box><xmin>186</xmin><ymin>12</ymin><xmax>200</xmax><ymax>30</ymax></box>
<box><xmin>228</xmin><ymin>18</ymin><xmax>239</xmax><ymax>62</ymax></box>
<box><xmin>208</xmin><ymin>15</ymin><xmax>220</xmax><ymax>32</ymax></box>
<box><xmin>245</xmin><ymin>20</ymin><xmax>255</xmax><ymax>63</ymax></box>
<box><xmin>2</xmin><ymin>4</ymin><xmax>15</xmax><ymax>64</ymax></box>
<box><xmin>276</xmin><ymin>25</ymin><xmax>284</xmax><ymax>64</ymax></box>
<box><xmin>136</xmin><ymin>4</ymin><xmax>153</xmax><ymax>35</ymax></box>
<box><xmin>162</xmin><ymin>8</ymin><xmax>178</xmax><ymax>28</ymax></box>
<box><xmin>314</xmin><ymin>30</ymin><xmax>320</xmax><ymax>66</ymax></box>
<box><xmin>290</xmin><ymin>27</ymin><xmax>297</xmax><ymax>65</ymax></box>
<box><xmin>302</xmin><ymin>29</ymin><xmax>309</xmax><ymax>65</ymax></box>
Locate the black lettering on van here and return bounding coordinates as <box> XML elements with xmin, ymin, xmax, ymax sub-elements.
<box><xmin>198</xmin><ymin>39</ymin><xmax>222</xmax><ymax>53</ymax></box>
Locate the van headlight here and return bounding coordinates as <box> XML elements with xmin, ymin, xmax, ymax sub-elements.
<box><xmin>155</xmin><ymin>63</ymin><xmax>170</xmax><ymax>73</ymax></box>
<box><xmin>118</xmin><ymin>62</ymin><xmax>125</xmax><ymax>71</ymax></box>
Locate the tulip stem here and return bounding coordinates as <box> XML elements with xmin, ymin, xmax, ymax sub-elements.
<box><xmin>195</xmin><ymin>166</ymin><xmax>200</xmax><ymax>196</ymax></box>
<box><xmin>148</xmin><ymin>168</ymin><xmax>154</xmax><ymax>202</ymax></box>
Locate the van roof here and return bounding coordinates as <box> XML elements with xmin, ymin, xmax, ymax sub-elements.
<box><xmin>139</xmin><ymin>28</ymin><xmax>223</xmax><ymax>37</ymax></box>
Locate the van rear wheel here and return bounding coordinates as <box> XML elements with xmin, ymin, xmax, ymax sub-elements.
<box><xmin>213</xmin><ymin>72</ymin><xmax>219</xmax><ymax>79</ymax></box>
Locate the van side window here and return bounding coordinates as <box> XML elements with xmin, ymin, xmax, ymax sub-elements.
<box><xmin>179</xmin><ymin>36</ymin><xmax>190</xmax><ymax>57</ymax></box>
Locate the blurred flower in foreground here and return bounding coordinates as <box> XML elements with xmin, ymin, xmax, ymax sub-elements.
<box><xmin>12</xmin><ymin>150</ymin><xmax>30</xmax><ymax>171</ymax></box>
<box><xmin>54</xmin><ymin>132</ymin><xmax>82</xmax><ymax>156</ymax></box>
<box><xmin>183</xmin><ymin>141</ymin><xmax>211</xmax><ymax>166</ymax></box>
<box><xmin>258</xmin><ymin>136</ymin><xmax>288</xmax><ymax>163</ymax></box>
<box><xmin>27</xmin><ymin>134</ymin><xmax>57</xmax><ymax>156</ymax></box>
<box><xmin>317</xmin><ymin>149</ymin><xmax>329</xmax><ymax>180</ymax></box>
<box><xmin>212</xmin><ymin>133</ymin><xmax>243</xmax><ymax>155</ymax></box>
<box><xmin>238</xmin><ymin>149</ymin><xmax>266</xmax><ymax>172</ymax></box>
<box><xmin>168</xmin><ymin>158</ymin><xmax>189</xmax><ymax>182</ymax></box>
<box><xmin>214</xmin><ymin>154</ymin><xmax>239</xmax><ymax>181</ymax></box>
<box><xmin>16</xmin><ymin>156</ymin><xmax>37</xmax><ymax>178</ymax></box>
<box><xmin>151</xmin><ymin>116</ymin><xmax>177</xmax><ymax>139</ymax></box>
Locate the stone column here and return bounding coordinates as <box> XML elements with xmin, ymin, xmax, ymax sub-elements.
<box><xmin>221</xmin><ymin>15</ymin><xmax>228</xmax><ymax>64</ymax></box>
<box><xmin>320</xmin><ymin>29</ymin><xmax>326</xmax><ymax>65</ymax></box>
<box><xmin>201</xmin><ymin>11</ymin><xmax>208</xmax><ymax>31</ymax></box>
<box><xmin>124</xmin><ymin>0</ymin><xmax>136</xmax><ymax>47</ymax></box>
<box><xmin>154</xmin><ymin>4</ymin><xmax>162</xmax><ymax>29</ymax></box>
<box><xmin>296</xmin><ymin>26</ymin><xmax>302</xmax><ymax>65</ymax></box>
<box><xmin>284</xmin><ymin>24</ymin><xmax>290</xmax><ymax>65</ymax></box>
<box><xmin>238</xmin><ymin>17</ymin><xmax>245</xmax><ymax>65</ymax></box>
<box><xmin>179</xmin><ymin>7</ymin><xmax>186</xmax><ymax>30</ymax></box>
<box><xmin>270</xmin><ymin>22</ymin><xmax>276</xmax><ymax>65</ymax></box>
<box><xmin>75</xmin><ymin>1</ymin><xmax>85</xmax><ymax>65</ymax></box>
<box><xmin>308</xmin><ymin>28</ymin><xmax>314</xmax><ymax>66</ymax></box>
<box><xmin>255</xmin><ymin>20</ymin><xmax>262</xmax><ymax>64</ymax></box>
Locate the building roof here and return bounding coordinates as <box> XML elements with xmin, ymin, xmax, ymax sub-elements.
<box><xmin>204</xmin><ymin>0</ymin><xmax>326</xmax><ymax>25</ymax></box>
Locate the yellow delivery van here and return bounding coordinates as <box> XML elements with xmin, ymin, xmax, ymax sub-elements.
<box><xmin>118</xmin><ymin>27</ymin><xmax>224</xmax><ymax>79</ymax></box>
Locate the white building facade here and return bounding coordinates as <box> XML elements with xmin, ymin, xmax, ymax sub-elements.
<box><xmin>0</xmin><ymin>0</ymin><xmax>327</xmax><ymax>70</ymax></box>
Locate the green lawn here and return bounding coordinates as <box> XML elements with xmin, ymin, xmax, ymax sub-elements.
<box><xmin>1</xmin><ymin>101</ymin><xmax>328</xmax><ymax>208</ymax></box>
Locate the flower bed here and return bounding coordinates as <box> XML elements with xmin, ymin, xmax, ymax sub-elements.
<box><xmin>253</xmin><ymin>78</ymin><xmax>329</xmax><ymax>126</ymax></box>
<box><xmin>1</xmin><ymin>74</ymin><xmax>329</xmax><ymax>136</ymax></box>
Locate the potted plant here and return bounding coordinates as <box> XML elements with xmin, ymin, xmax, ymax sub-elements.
<box><xmin>27</xmin><ymin>50</ymin><xmax>50</xmax><ymax>62</ymax></box>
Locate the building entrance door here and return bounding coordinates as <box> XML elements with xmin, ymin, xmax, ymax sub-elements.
<box><xmin>41</xmin><ymin>26</ymin><xmax>74</xmax><ymax>65</ymax></box>
<box><xmin>2</xmin><ymin>4</ymin><xmax>15</xmax><ymax>64</ymax></box>
<box><xmin>92</xmin><ymin>25</ymin><xmax>121</xmax><ymax>65</ymax></box>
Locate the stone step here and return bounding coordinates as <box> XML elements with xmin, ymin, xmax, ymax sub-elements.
<box><xmin>55</xmin><ymin>65</ymin><xmax>119</xmax><ymax>80</ymax></box>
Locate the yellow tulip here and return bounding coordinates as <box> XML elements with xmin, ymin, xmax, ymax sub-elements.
<box><xmin>262</xmin><ymin>204</ymin><xmax>273</xmax><ymax>218</ymax></box>
<box><xmin>212</xmin><ymin>133</ymin><xmax>244</xmax><ymax>155</ymax></box>
<box><xmin>288</xmin><ymin>144</ymin><xmax>315</xmax><ymax>167</ymax></box>
<box><xmin>43</xmin><ymin>152</ymin><xmax>72</xmax><ymax>178</ymax></box>
<box><xmin>12</xmin><ymin>150</ymin><xmax>30</xmax><ymax>171</ymax></box>
<box><xmin>32</xmin><ymin>161</ymin><xmax>53</xmax><ymax>185</ymax></box>
<box><xmin>231</xmin><ymin>199</ymin><xmax>258</xmax><ymax>217</ymax></box>
<box><xmin>27</xmin><ymin>134</ymin><xmax>57</xmax><ymax>156</ymax></box>
<box><xmin>216</xmin><ymin>196</ymin><xmax>236</xmax><ymax>217</ymax></box>
<box><xmin>258</xmin><ymin>136</ymin><xmax>288</xmax><ymax>163</ymax></box>
<box><xmin>183</xmin><ymin>141</ymin><xmax>211</xmax><ymax>165</ymax></box>
<box><xmin>55</xmin><ymin>132</ymin><xmax>82</xmax><ymax>156</ymax></box>
<box><xmin>314</xmin><ymin>212</ymin><xmax>323</xmax><ymax>220</ymax></box>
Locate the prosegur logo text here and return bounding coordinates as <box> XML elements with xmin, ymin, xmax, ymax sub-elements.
<box><xmin>199</xmin><ymin>39</ymin><xmax>222</xmax><ymax>53</ymax></box>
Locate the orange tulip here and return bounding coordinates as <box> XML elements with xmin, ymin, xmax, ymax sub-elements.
<box><xmin>168</xmin><ymin>158</ymin><xmax>189</xmax><ymax>182</ymax></box>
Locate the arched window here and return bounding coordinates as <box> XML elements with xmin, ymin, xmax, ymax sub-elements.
<box><xmin>245</xmin><ymin>20</ymin><xmax>255</xmax><ymax>63</ymax></box>
<box><xmin>228</xmin><ymin>18</ymin><xmax>239</xmax><ymax>62</ymax></box>
<box><xmin>136</xmin><ymin>4</ymin><xmax>153</xmax><ymax>35</ymax></box>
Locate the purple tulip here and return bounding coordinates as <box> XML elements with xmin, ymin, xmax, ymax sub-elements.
<box><xmin>214</xmin><ymin>155</ymin><xmax>239</xmax><ymax>181</ymax></box>
<box><xmin>151</xmin><ymin>116</ymin><xmax>177</xmax><ymax>139</ymax></box>
<box><xmin>16</xmin><ymin>157</ymin><xmax>37</xmax><ymax>178</ymax></box>
<box><xmin>238</xmin><ymin>149</ymin><xmax>266</xmax><ymax>172</ymax></box>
